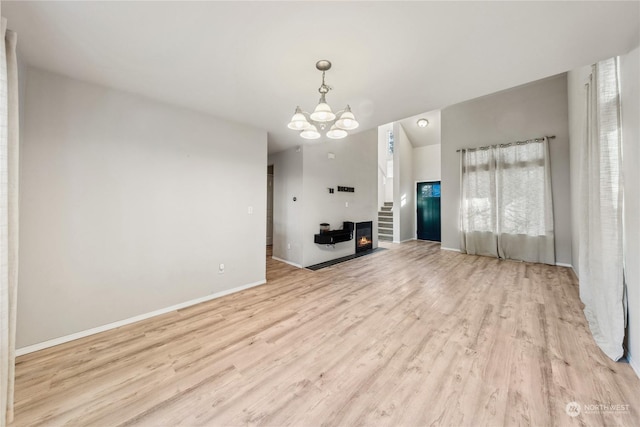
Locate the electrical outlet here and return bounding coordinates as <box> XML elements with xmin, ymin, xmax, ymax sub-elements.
<box><xmin>248</xmin><ymin>206</ymin><xmax>254</xmax><ymax>214</ymax></box>
<box><xmin>219</xmin><ymin>263</ymin><xmax>225</xmax><ymax>274</ymax></box>
<box><xmin>287</xmin><ymin>243</ymin><xmax>291</xmax><ymax>250</ymax></box>
<box><xmin>345</xmin><ymin>202</ymin><xmax>349</xmax><ymax>208</ymax></box>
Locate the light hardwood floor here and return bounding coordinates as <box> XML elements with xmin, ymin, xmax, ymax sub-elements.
<box><xmin>11</xmin><ymin>241</ymin><xmax>640</xmax><ymax>426</ymax></box>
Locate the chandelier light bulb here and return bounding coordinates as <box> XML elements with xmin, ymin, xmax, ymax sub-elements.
<box><xmin>287</xmin><ymin>107</ymin><xmax>311</xmax><ymax>130</ymax></box>
<box><xmin>326</xmin><ymin>125</ymin><xmax>348</xmax><ymax>139</ymax></box>
<box><xmin>310</xmin><ymin>101</ymin><xmax>336</xmax><ymax>123</ymax></box>
<box><xmin>287</xmin><ymin>60</ymin><xmax>357</xmax><ymax>141</ymax></box>
<box><xmin>300</xmin><ymin>125</ymin><xmax>321</xmax><ymax>140</ymax></box>
<box><xmin>335</xmin><ymin>106</ymin><xmax>359</xmax><ymax>130</ymax></box>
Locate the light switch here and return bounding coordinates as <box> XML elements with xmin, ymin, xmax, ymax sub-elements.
<box><xmin>248</xmin><ymin>206</ymin><xmax>254</xmax><ymax>214</ymax></box>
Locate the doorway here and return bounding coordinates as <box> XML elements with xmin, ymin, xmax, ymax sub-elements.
<box><xmin>416</xmin><ymin>181</ymin><xmax>441</xmax><ymax>242</ymax></box>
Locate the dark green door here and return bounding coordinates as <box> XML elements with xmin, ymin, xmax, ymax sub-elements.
<box><xmin>417</xmin><ymin>181</ymin><xmax>441</xmax><ymax>242</ymax></box>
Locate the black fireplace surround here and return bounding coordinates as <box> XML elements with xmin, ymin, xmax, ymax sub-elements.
<box><xmin>355</xmin><ymin>221</ymin><xmax>373</xmax><ymax>253</ymax></box>
<box><xmin>313</xmin><ymin>221</ymin><xmax>372</xmax><ymax>253</ymax></box>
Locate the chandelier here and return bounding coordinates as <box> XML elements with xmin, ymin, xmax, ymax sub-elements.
<box><xmin>287</xmin><ymin>60</ymin><xmax>359</xmax><ymax>140</ymax></box>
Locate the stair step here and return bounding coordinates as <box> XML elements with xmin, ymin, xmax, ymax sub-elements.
<box><xmin>379</xmin><ymin>216</ymin><xmax>393</xmax><ymax>223</ymax></box>
<box><xmin>378</xmin><ymin>235</ymin><xmax>393</xmax><ymax>241</ymax></box>
<box><xmin>378</xmin><ymin>229</ymin><xmax>393</xmax><ymax>236</ymax></box>
<box><xmin>379</xmin><ymin>211</ymin><xmax>393</xmax><ymax>217</ymax></box>
<box><xmin>378</xmin><ymin>222</ymin><xmax>393</xmax><ymax>229</ymax></box>
<box><xmin>381</xmin><ymin>206</ymin><xmax>392</xmax><ymax>212</ymax></box>
<box><xmin>384</xmin><ymin>202</ymin><xmax>393</xmax><ymax>207</ymax></box>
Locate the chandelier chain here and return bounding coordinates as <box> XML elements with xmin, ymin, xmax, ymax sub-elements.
<box><xmin>318</xmin><ymin>71</ymin><xmax>331</xmax><ymax>95</ymax></box>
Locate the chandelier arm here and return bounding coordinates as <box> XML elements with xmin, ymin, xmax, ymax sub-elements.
<box><xmin>307</xmin><ymin>117</ymin><xmax>337</xmax><ymax>128</ymax></box>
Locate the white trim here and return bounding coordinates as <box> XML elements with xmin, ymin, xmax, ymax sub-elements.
<box><xmin>628</xmin><ymin>353</ymin><xmax>640</xmax><ymax>379</ymax></box>
<box><xmin>441</xmin><ymin>247</ymin><xmax>461</xmax><ymax>252</ymax></box>
<box><xmin>399</xmin><ymin>237</ymin><xmax>416</xmax><ymax>243</ymax></box>
<box><xmin>271</xmin><ymin>256</ymin><xmax>302</xmax><ymax>269</ymax></box>
<box><xmin>555</xmin><ymin>262</ymin><xmax>573</xmax><ymax>268</ymax></box>
<box><xmin>16</xmin><ymin>279</ymin><xmax>267</xmax><ymax>356</ymax></box>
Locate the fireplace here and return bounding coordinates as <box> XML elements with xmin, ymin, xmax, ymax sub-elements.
<box><xmin>355</xmin><ymin>221</ymin><xmax>373</xmax><ymax>253</ymax></box>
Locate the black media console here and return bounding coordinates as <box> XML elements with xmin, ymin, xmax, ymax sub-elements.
<box><xmin>314</xmin><ymin>221</ymin><xmax>354</xmax><ymax>245</ymax></box>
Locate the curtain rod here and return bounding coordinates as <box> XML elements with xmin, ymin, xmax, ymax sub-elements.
<box><xmin>456</xmin><ymin>135</ymin><xmax>556</xmax><ymax>152</ymax></box>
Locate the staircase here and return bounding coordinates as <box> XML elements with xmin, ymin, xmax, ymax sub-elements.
<box><xmin>378</xmin><ymin>202</ymin><xmax>393</xmax><ymax>242</ymax></box>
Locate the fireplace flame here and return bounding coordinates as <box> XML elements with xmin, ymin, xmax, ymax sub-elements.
<box><xmin>358</xmin><ymin>236</ymin><xmax>372</xmax><ymax>246</ymax></box>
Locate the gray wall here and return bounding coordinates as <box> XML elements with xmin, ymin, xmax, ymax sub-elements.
<box><xmin>18</xmin><ymin>67</ymin><xmax>267</xmax><ymax>347</ymax></box>
<box><xmin>269</xmin><ymin>147</ymin><xmax>303</xmax><ymax>266</ymax></box>
<box><xmin>440</xmin><ymin>74</ymin><xmax>572</xmax><ymax>265</ymax></box>
<box><xmin>302</xmin><ymin>129</ymin><xmax>378</xmax><ymax>267</ymax></box>
<box><xmin>268</xmin><ymin>129</ymin><xmax>378</xmax><ymax>268</ymax></box>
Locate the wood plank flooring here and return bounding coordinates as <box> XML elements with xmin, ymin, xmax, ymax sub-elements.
<box><xmin>11</xmin><ymin>241</ymin><xmax>640</xmax><ymax>426</ymax></box>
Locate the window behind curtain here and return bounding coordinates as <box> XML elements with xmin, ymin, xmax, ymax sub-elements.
<box><xmin>461</xmin><ymin>148</ymin><xmax>495</xmax><ymax>234</ymax></box>
<box><xmin>460</xmin><ymin>138</ymin><xmax>555</xmax><ymax>264</ymax></box>
<box><xmin>497</xmin><ymin>142</ymin><xmax>547</xmax><ymax>236</ymax></box>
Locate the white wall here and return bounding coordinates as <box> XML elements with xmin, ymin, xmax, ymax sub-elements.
<box><xmin>620</xmin><ymin>48</ymin><xmax>640</xmax><ymax>376</ymax></box>
<box><xmin>440</xmin><ymin>74</ymin><xmax>572</xmax><ymax>264</ymax></box>
<box><xmin>377</xmin><ymin>123</ymin><xmax>393</xmax><ymax>210</ymax></box>
<box><xmin>268</xmin><ymin>147</ymin><xmax>303</xmax><ymax>267</ymax></box>
<box><xmin>567</xmin><ymin>48</ymin><xmax>640</xmax><ymax>375</ymax></box>
<box><xmin>393</xmin><ymin>123</ymin><xmax>414</xmax><ymax>243</ymax></box>
<box><xmin>302</xmin><ymin>129</ymin><xmax>378</xmax><ymax>267</ymax></box>
<box><xmin>412</xmin><ymin>144</ymin><xmax>442</xmax><ymax>238</ymax></box>
<box><xmin>18</xmin><ymin>67</ymin><xmax>267</xmax><ymax>348</ymax></box>
<box><xmin>620</xmin><ymin>47</ymin><xmax>640</xmax><ymax>373</ymax></box>
<box><xmin>567</xmin><ymin>65</ymin><xmax>591</xmax><ymax>274</ymax></box>
<box><xmin>413</xmin><ymin>144</ymin><xmax>441</xmax><ymax>183</ymax></box>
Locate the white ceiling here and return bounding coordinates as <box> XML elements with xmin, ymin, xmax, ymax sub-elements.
<box><xmin>3</xmin><ymin>1</ymin><xmax>639</xmax><ymax>154</ymax></box>
<box><xmin>398</xmin><ymin>109</ymin><xmax>441</xmax><ymax>148</ymax></box>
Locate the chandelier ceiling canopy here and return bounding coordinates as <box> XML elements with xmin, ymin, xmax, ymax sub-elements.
<box><xmin>287</xmin><ymin>60</ymin><xmax>359</xmax><ymax>140</ymax></box>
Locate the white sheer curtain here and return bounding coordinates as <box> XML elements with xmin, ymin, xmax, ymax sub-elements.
<box><xmin>0</xmin><ymin>15</ymin><xmax>19</xmax><ymax>426</ymax></box>
<box><xmin>460</xmin><ymin>138</ymin><xmax>555</xmax><ymax>265</ymax></box>
<box><xmin>459</xmin><ymin>148</ymin><xmax>497</xmax><ymax>257</ymax></box>
<box><xmin>579</xmin><ymin>57</ymin><xmax>625</xmax><ymax>361</ymax></box>
<box><xmin>496</xmin><ymin>140</ymin><xmax>555</xmax><ymax>264</ymax></box>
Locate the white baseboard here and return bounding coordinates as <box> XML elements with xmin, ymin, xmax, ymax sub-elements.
<box><xmin>391</xmin><ymin>238</ymin><xmax>417</xmax><ymax>244</ymax></box>
<box><xmin>555</xmin><ymin>262</ymin><xmax>573</xmax><ymax>268</ymax></box>
<box><xmin>628</xmin><ymin>353</ymin><xmax>640</xmax><ymax>379</ymax></box>
<box><xmin>571</xmin><ymin>266</ymin><xmax>579</xmax><ymax>279</ymax></box>
<box><xmin>271</xmin><ymin>256</ymin><xmax>302</xmax><ymax>269</ymax></box>
<box><xmin>16</xmin><ymin>279</ymin><xmax>266</xmax><ymax>356</ymax></box>
<box><xmin>441</xmin><ymin>247</ymin><xmax>461</xmax><ymax>253</ymax></box>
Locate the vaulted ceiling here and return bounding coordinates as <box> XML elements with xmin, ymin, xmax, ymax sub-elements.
<box><xmin>3</xmin><ymin>1</ymin><xmax>639</xmax><ymax>153</ymax></box>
